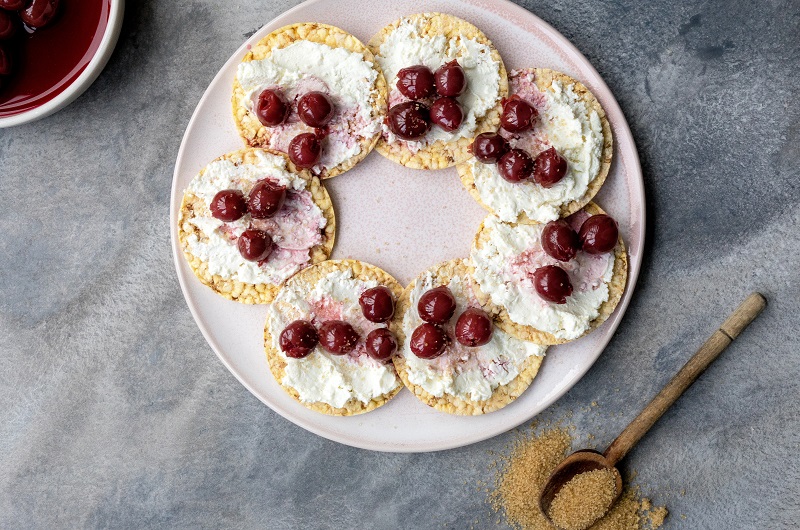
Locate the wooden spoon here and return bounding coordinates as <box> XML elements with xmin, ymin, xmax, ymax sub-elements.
<box><xmin>539</xmin><ymin>292</ymin><xmax>767</xmax><ymax>529</ymax></box>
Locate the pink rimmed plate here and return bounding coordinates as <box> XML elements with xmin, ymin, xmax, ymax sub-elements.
<box><xmin>170</xmin><ymin>0</ymin><xmax>644</xmax><ymax>452</ymax></box>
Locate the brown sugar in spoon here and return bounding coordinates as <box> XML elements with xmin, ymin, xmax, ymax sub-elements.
<box><xmin>539</xmin><ymin>292</ymin><xmax>767</xmax><ymax>529</ymax></box>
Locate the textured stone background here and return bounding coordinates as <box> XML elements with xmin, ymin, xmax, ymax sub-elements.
<box><xmin>1</xmin><ymin>0</ymin><xmax>798</xmax><ymax>528</ymax></box>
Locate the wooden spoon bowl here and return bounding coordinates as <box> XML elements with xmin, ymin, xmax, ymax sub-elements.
<box><xmin>539</xmin><ymin>292</ymin><xmax>766</xmax><ymax>530</ymax></box>
<box><xmin>539</xmin><ymin>450</ymin><xmax>622</xmax><ymax>525</ymax></box>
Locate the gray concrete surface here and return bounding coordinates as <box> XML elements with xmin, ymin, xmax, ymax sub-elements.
<box><xmin>1</xmin><ymin>0</ymin><xmax>799</xmax><ymax>528</ymax></box>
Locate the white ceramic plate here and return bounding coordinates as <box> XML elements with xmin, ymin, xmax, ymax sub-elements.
<box><xmin>170</xmin><ymin>0</ymin><xmax>645</xmax><ymax>452</ymax></box>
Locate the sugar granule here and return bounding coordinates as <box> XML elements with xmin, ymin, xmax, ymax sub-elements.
<box><xmin>548</xmin><ymin>468</ymin><xmax>617</xmax><ymax>530</ymax></box>
<box><xmin>489</xmin><ymin>427</ymin><xmax>667</xmax><ymax>530</ymax></box>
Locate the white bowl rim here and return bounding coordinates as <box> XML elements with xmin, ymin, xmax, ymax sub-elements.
<box><xmin>0</xmin><ymin>0</ymin><xmax>125</xmax><ymax>128</ymax></box>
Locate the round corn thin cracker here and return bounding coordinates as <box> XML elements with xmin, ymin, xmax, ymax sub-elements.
<box><xmin>232</xmin><ymin>23</ymin><xmax>388</xmax><ymax>179</ymax></box>
<box><xmin>178</xmin><ymin>148</ymin><xmax>336</xmax><ymax>304</ymax></box>
<box><xmin>469</xmin><ymin>202</ymin><xmax>628</xmax><ymax>345</ymax></box>
<box><xmin>458</xmin><ymin>68</ymin><xmax>613</xmax><ymax>224</ymax></box>
<box><xmin>391</xmin><ymin>259</ymin><xmax>545</xmax><ymax>415</ymax></box>
<box><xmin>367</xmin><ymin>13</ymin><xmax>508</xmax><ymax>169</ymax></box>
<box><xmin>264</xmin><ymin>259</ymin><xmax>404</xmax><ymax>416</ymax></box>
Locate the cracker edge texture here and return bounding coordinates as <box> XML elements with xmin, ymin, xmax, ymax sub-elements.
<box><xmin>390</xmin><ymin>258</ymin><xmax>545</xmax><ymax>416</ymax></box>
<box><xmin>469</xmin><ymin>202</ymin><xmax>628</xmax><ymax>345</ymax></box>
<box><xmin>178</xmin><ymin>148</ymin><xmax>336</xmax><ymax>304</ymax></box>
<box><xmin>264</xmin><ymin>259</ymin><xmax>404</xmax><ymax>416</ymax></box>
<box><xmin>367</xmin><ymin>13</ymin><xmax>509</xmax><ymax>170</ymax></box>
<box><xmin>232</xmin><ymin>23</ymin><xmax>388</xmax><ymax>179</ymax></box>
<box><xmin>457</xmin><ymin>67</ymin><xmax>614</xmax><ymax>224</ymax></box>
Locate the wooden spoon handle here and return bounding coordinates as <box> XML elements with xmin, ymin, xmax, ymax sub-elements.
<box><xmin>603</xmin><ymin>292</ymin><xmax>767</xmax><ymax>465</ymax></box>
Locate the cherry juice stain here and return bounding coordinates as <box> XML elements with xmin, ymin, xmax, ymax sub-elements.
<box><xmin>0</xmin><ymin>0</ymin><xmax>110</xmax><ymax>118</ymax></box>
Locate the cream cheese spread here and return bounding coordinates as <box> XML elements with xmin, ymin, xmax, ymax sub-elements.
<box><xmin>471</xmin><ymin>214</ymin><xmax>615</xmax><ymax>340</ymax></box>
<box><xmin>266</xmin><ymin>268</ymin><xmax>400</xmax><ymax>408</ymax></box>
<box><xmin>376</xmin><ymin>17</ymin><xmax>502</xmax><ymax>149</ymax></box>
<box><xmin>401</xmin><ymin>269</ymin><xmax>545</xmax><ymax>402</ymax></box>
<box><xmin>237</xmin><ymin>40</ymin><xmax>381</xmax><ymax>171</ymax></box>
<box><xmin>184</xmin><ymin>151</ymin><xmax>326</xmax><ymax>285</ymax></box>
<box><xmin>467</xmin><ymin>70</ymin><xmax>604</xmax><ymax>223</ymax></box>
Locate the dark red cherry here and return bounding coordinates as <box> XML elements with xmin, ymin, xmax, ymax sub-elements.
<box><xmin>279</xmin><ymin>320</ymin><xmax>318</xmax><ymax>358</ymax></box>
<box><xmin>365</xmin><ymin>328</ymin><xmax>397</xmax><ymax>362</ymax></box>
<box><xmin>288</xmin><ymin>133</ymin><xmax>321</xmax><ymax>168</ymax></box>
<box><xmin>318</xmin><ymin>320</ymin><xmax>359</xmax><ymax>355</ymax></box>
<box><xmin>500</xmin><ymin>97</ymin><xmax>538</xmax><ymax>133</ymax></box>
<box><xmin>533</xmin><ymin>148</ymin><xmax>568</xmax><ymax>188</ymax></box>
<box><xmin>579</xmin><ymin>214</ymin><xmax>619</xmax><ymax>254</ymax></box>
<box><xmin>210</xmin><ymin>189</ymin><xmax>247</xmax><ymax>222</ymax></box>
<box><xmin>417</xmin><ymin>286</ymin><xmax>456</xmax><ymax>324</ymax></box>
<box><xmin>409</xmin><ymin>323</ymin><xmax>448</xmax><ymax>359</ymax></box>
<box><xmin>533</xmin><ymin>265</ymin><xmax>573</xmax><ymax>304</ymax></box>
<box><xmin>541</xmin><ymin>220</ymin><xmax>580</xmax><ymax>262</ymax></box>
<box><xmin>455</xmin><ymin>307</ymin><xmax>493</xmax><ymax>347</ymax></box>
<box><xmin>297</xmin><ymin>91</ymin><xmax>334</xmax><ymax>127</ymax></box>
<box><xmin>0</xmin><ymin>43</ymin><xmax>11</xmax><ymax>76</ymax></box>
<box><xmin>0</xmin><ymin>0</ymin><xmax>25</xmax><ymax>9</ymax></box>
<box><xmin>237</xmin><ymin>229</ymin><xmax>274</xmax><ymax>262</ymax></box>
<box><xmin>396</xmin><ymin>65</ymin><xmax>435</xmax><ymax>100</ymax></box>
<box><xmin>471</xmin><ymin>133</ymin><xmax>509</xmax><ymax>164</ymax></box>
<box><xmin>359</xmin><ymin>286</ymin><xmax>395</xmax><ymax>323</ymax></box>
<box><xmin>498</xmin><ymin>149</ymin><xmax>534</xmax><ymax>183</ymax></box>
<box><xmin>0</xmin><ymin>10</ymin><xmax>18</xmax><ymax>40</ymax></box>
<box><xmin>20</xmin><ymin>0</ymin><xmax>59</xmax><ymax>29</ymax></box>
<box><xmin>434</xmin><ymin>60</ymin><xmax>466</xmax><ymax>97</ymax></box>
<box><xmin>430</xmin><ymin>97</ymin><xmax>463</xmax><ymax>132</ymax></box>
<box><xmin>248</xmin><ymin>180</ymin><xmax>286</xmax><ymax>219</ymax></box>
<box><xmin>255</xmin><ymin>89</ymin><xmax>288</xmax><ymax>126</ymax></box>
<box><xmin>388</xmin><ymin>101</ymin><xmax>430</xmax><ymax>140</ymax></box>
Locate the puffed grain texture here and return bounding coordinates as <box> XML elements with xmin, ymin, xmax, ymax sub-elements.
<box><xmin>178</xmin><ymin>148</ymin><xmax>335</xmax><ymax>304</ymax></box>
<box><xmin>469</xmin><ymin>202</ymin><xmax>627</xmax><ymax>345</ymax></box>
<box><xmin>392</xmin><ymin>259</ymin><xmax>544</xmax><ymax>415</ymax></box>
<box><xmin>264</xmin><ymin>259</ymin><xmax>403</xmax><ymax>416</ymax></box>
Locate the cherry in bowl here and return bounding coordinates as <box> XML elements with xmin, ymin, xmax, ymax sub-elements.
<box><xmin>20</xmin><ymin>0</ymin><xmax>61</xmax><ymax>30</ymax></box>
<box><xmin>0</xmin><ymin>0</ymin><xmax>26</xmax><ymax>10</ymax></box>
<box><xmin>0</xmin><ymin>44</ymin><xmax>11</xmax><ymax>76</ymax></box>
<box><xmin>0</xmin><ymin>11</ymin><xmax>18</xmax><ymax>41</ymax></box>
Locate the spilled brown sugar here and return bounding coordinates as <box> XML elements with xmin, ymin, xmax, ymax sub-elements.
<box><xmin>489</xmin><ymin>427</ymin><xmax>667</xmax><ymax>530</ymax></box>
<box><xmin>548</xmin><ymin>468</ymin><xmax>618</xmax><ymax>530</ymax></box>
